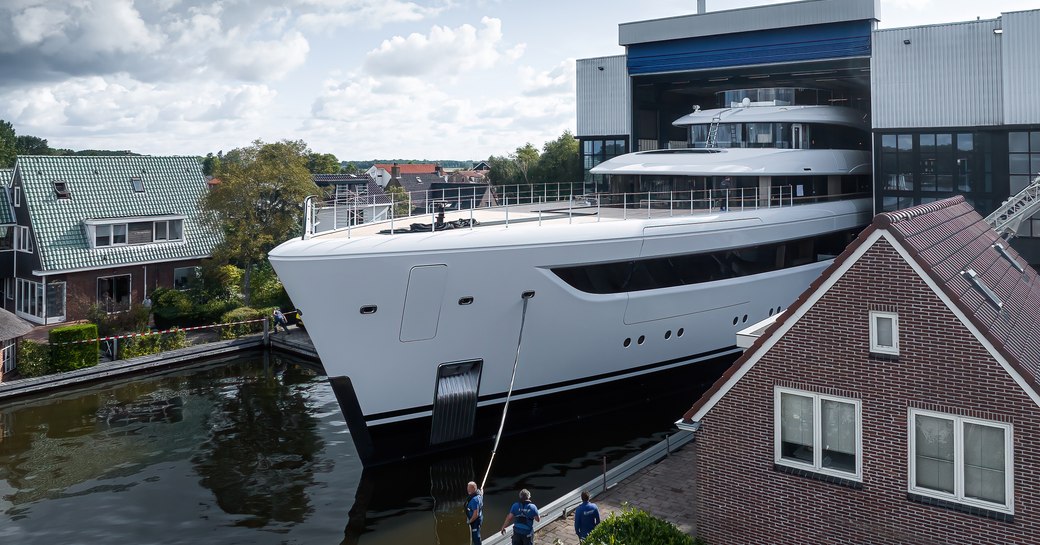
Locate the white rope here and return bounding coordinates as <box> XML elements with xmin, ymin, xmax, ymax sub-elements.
<box><xmin>480</xmin><ymin>292</ymin><xmax>534</xmax><ymax>491</ymax></box>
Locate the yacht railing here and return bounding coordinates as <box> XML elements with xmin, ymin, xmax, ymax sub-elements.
<box><xmin>301</xmin><ymin>183</ymin><xmax>863</xmax><ymax>239</ymax></box>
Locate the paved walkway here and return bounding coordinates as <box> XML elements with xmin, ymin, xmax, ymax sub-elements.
<box><xmin>535</xmin><ymin>443</ymin><xmax>697</xmax><ymax>544</ymax></box>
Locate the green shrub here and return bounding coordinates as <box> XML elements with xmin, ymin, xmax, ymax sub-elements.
<box><xmin>584</xmin><ymin>506</ymin><xmax>699</xmax><ymax>545</ymax></box>
<box><xmin>118</xmin><ymin>328</ymin><xmax>187</xmax><ymax>359</ymax></box>
<box><xmin>86</xmin><ymin>302</ymin><xmax>150</xmax><ymax>337</ymax></box>
<box><xmin>193</xmin><ymin>299</ymin><xmax>238</xmax><ymax>325</ymax></box>
<box><xmin>48</xmin><ymin>323</ymin><xmax>99</xmax><ymax>372</ymax></box>
<box><xmin>219</xmin><ymin>306</ymin><xmax>271</xmax><ymax>339</ymax></box>
<box><xmin>152</xmin><ymin>287</ymin><xmax>194</xmax><ymax>329</ymax></box>
<box><xmin>16</xmin><ymin>340</ymin><xmax>52</xmax><ymax>378</ymax></box>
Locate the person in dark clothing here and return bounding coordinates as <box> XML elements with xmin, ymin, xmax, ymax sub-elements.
<box><xmin>501</xmin><ymin>488</ymin><xmax>540</xmax><ymax>545</ymax></box>
<box><xmin>466</xmin><ymin>481</ymin><xmax>483</xmax><ymax>545</ymax></box>
<box><xmin>573</xmin><ymin>490</ymin><xmax>601</xmax><ymax>542</ymax></box>
<box><xmin>272</xmin><ymin>308</ymin><xmax>290</xmax><ymax>334</ymax></box>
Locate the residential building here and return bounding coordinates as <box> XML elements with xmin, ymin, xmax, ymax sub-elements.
<box><xmin>2</xmin><ymin>156</ymin><xmax>220</xmax><ymax>324</ymax></box>
<box><xmin>678</xmin><ymin>196</ymin><xmax>1040</xmax><ymax>543</ymax></box>
<box><xmin>384</xmin><ymin>173</ymin><xmax>492</xmax><ymax>213</ymax></box>
<box><xmin>577</xmin><ymin>1</ymin><xmax>1040</xmax><ymax>263</ymax></box>
<box><xmin>311</xmin><ymin>173</ymin><xmax>391</xmax><ymax>231</ymax></box>
<box><xmin>0</xmin><ymin>307</ymin><xmax>33</xmax><ymax>381</ymax></box>
<box><xmin>366</xmin><ymin>163</ymin><xmax>443</xmax><ymax>188</ymax></box>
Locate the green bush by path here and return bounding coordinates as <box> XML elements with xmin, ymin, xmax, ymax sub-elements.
<box><xmin>119</xmin><ymin>328</ymin><xmax>187</xmax><ymax>359</ymax></box>
<box><xmin>48</xmin><ymin>323</ymin><xmax>99</xmax><ymax>372</ymax></box>
<box><xmin>16</xmin><ymin>340</ymin><xmax>51</xmax><ymax>378</ymax></box>
<box><xmin>219</xmin><ymin>307</ymin><xmax>273</xmax><ymax>339</ymax></box>
<box><xmin>583</xmin><ymin>506</ymin><xmax>702</xmax><ymax>545</ymax></box>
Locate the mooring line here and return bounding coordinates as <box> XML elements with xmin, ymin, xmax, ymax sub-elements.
<box><xmin>480</xmin><ymin>290</ymin><xmax>535</xmax><ymax>491</ymax></box>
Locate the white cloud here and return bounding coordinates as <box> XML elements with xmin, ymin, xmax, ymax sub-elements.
<box><xmin>11</xmin><ymin>6</ymin><xmax>71</xmax><ymax>47</ymax></box>
<box><xmin>362</xmin><ymin>17</ymin><xmax>525</xmax><ymax>77</ymax></box>
<box><xmin>209</xmin><ymin>30</ymin><xmax>311</xmax><ymax>81</ymax></box>
<box><xmin>296</xmin><ymin>0</ymin><xmax>450</xmax><ymax>32</ymax></box>
<box><xmin>520</xmin><ymin>59</ymin><xmax>575</xmax><ymax>97</ymax></box>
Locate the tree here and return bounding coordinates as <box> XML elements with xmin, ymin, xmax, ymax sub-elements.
<box><xmin>0</xmin><ymin>120</ymin><xmax>15</xmax><ymax>168</ymax></box>
<box><xmin>15</xmin><ymin>135</ymin><xmax>50</xmax><ymax>156</ymax></box>
<box><xmin>385</xmin><ymin>185</ymin><xmax>411</xmax><ymax>217</ymax></box>
<box><xmin>343</xmin><ymin>162</ymin><xmax>359</xmax><ymax>174</ymax></box>
<box><xmin>485</xmin><ymin>154</ymin><xmax>517</xmax><ymax>186</ymax></box>
<box><xmin>202</xmin><ymin>139</ymin><xmax>318</xmax><ymax>305</ymax></box>
<box><xmin>513</xmin><ymin>143</ymin><xmax>540</xmax><ymax>185</ymax></box>
<box><xmin>306</xmin><ymin>152</ymin><xmax>340</xmax><ymax>174</ymax></box>
<box><xmin>536</xmin><ymin>130</ymin><xmax>581</xmax><ymax>184</ymax></box>
<box><xmin>201</xmin><ymin>152</ymin><xmax>222</xmax><ymax>176</ymax></box>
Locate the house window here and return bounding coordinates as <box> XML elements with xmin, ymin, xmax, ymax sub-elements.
<box><xmin>910</xmin><ymin>409</ymin><xmax>1013</xmax><ymax>513</ymax></box>
<box><xmin>97</xmin><ymin>275</ymin><xmax>131</xmax><ymax>313</ymax></box>
<box><xmin>16</xmin><ymin>226</ymin><xmax>31</xmax><ymax>253</ymax></box>
<box><xmin>0</xmin><ymin>227</ymin><xmax>13</xmax><ymax>251</ymax></box>
<box><xmin>775</xmin><ymin>387</ymin><xmax>861</xmax><ymax>480</ymax></box>
<box><xmin>13</xmin><ymin>188</ymin><xmax>19</xmax><ymax>207</ymax></box>
<box><xmin>4</xmin><ymin>278</ymin><xmax>12</xmax><ymax>300</ymax></box>
<box><xmin>46</xmin><ymin>282</ymin><xmax>65</xmax><ymax>320</ymax></box>
<box><xmin>870</xmin><ymin>311</ymin><xmax>899</xmax><ymax>355</ymax></box>
<box><xmin>155</xmin><ymin>221</ymin><xmax>168</xmax><ymax>241</ymax></box>
<box><xmin>89</xmin><ymin>219</ymin><xmax>184</xmax><ymax>248</ymax></box>
<box><xmin>53</xmin><ymin>180</ymin><xmax>71</xmax><ymax>199</ymax></box>
<box><xmin>96</xmin><ymin>224</ymin><xmax>112</xmax><ymax>247</ymax></box>
<box><xmin>128</xmin><ymin>222</ymin><xmax>153</xmax><ymax>244</ymax></box>
<box><xmin>1</xmin><ymin>340</ymin><xmax>14</xmax><ymax>374</ymax></box>
<box><xmin>173</xmin><ymin>266</ymin><xmax>199</xmax><ymax>290</ymax></box>
<box><xmin>131</xmin><ymin>177</ymin><xmax>145</xmax><ymax>193</ymax></box>
<box><xmin>16</xmin><ymin>278</ymin><xmax>44</xmax><ymax>319</ymax></box>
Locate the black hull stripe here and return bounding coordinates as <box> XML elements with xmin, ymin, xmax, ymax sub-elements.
<box><xmin>361</xmin><ymin>345</ymin><xmax>738</xmax><ymax>423</ymax></box>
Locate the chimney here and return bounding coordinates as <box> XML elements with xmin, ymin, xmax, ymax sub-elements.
<box><xmin>435</xmin><ymin>164</ymin><xmax>443</xmax><ymax>176</ymax></box>
<box><xmin>697</xmin><ymin>0</ymin><xmax>706</xmax><ymax>14</ymax></box>
<box><xmin>391</xmin><ymin>162</ymin><xmax>401</xmax><ymax>179</ymax></box>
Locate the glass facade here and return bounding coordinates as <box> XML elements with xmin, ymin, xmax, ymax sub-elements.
<box><xmin>582</xmin><ymin>137</ymin><xmax>629</xmax><ymax>192</ymax></box>
<box><xmin>1008</xmin><ymin>131</ymin><xmax>1040</xmax><ymax>237</ymax></box>
<box><xmin>875</xmin><ymin>131</ymin><xmax>996</xmax><ymax>216</ymax></box>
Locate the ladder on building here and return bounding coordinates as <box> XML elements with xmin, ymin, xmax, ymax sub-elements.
<box><xmin>705</xmin><ymin>116</ymin><xmax>722</xmax><ymax>148</ymax></box>
<box><xmin>985</xmin><ymin>173</ymin><xmax>1040</xmax><ymax>239</ymax></box>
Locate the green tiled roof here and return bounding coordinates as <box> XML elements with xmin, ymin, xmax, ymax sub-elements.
<box><xmin>0</xmin><ymin>169</ymin><xmax>13</xmax><ymax>224</ymax></box>
<box><xmin>15</xmin><ymin>155</ymin><xmax>221</xmax><ymax>273</ymax></box>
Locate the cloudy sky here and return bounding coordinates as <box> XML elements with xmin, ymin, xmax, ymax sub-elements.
<box><xmin>0</xmin><ymin>0</ymin><xmax>1036</xmax><ymax>160</ymax></box>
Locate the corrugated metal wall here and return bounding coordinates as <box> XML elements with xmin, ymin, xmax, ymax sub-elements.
<box><xmin>871</xmin><ymin>20</ymin><xmax>1003</xmax><ymax>129</ymax></box>
<box><xmin>1002</xmin><ymin>10</ymin><xmax>1040</xmax><ymax>126</ymax></box>
<box><xmin>576</xmin><ymin>56</ymin><xmax>630</xmax><ymax>138</ymax></box>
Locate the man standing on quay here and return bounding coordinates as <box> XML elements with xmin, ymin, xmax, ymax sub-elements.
<box><xmin>573</xmin><ymin>490</ymin><xmax>601</xmax><ymax>542</ymax></box>
<box><xmin>466</xmin><ymin>481</ymin><xmax>483</xmax><ymax>544</ymax></box>
<box><xmin>500</xmin><ymin>489</ymin><xmax>540</xmax><ymax>545</ymax></box>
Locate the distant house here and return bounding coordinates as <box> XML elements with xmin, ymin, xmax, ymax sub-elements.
<box><xmin>471</xmin><ymin>161</ymin><xmax>491</xmax><ymax>172</ymax></box>
<box><xmin>2</xmin><ymin>156</ymin><xmax>221</xmax><ymax>324</ymax></box>
<box><xmin>384</xmin><ymin>173</ymin><xmax>492</xmax><ymax>213</ymax></box>
<box><xmin>678</xmin><ymin>196</ymin><xmax>1040</xmax><ymax>543</ymax></box>
<box><xmin>366</xmin><ymin>163</ymin><xmax>443</xmax><ymax>188</ymax></box>
<box><xmin>448</xmin><ymin>170</ymin><xmax>488</xmax><ymax>184</ymax></box>
<box><xmin>311</xmin><ymin>173</ymin><xmax>390</xmax><ymax>231</ymax></box>
<box><xmin>0</xmin><ymin>307</ymin><xmax>33</xmax><ymax>381</ymax></box>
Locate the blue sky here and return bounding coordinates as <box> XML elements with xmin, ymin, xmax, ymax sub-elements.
<box><xmin>0</xmin><ymin>0</ymin><xmax>1035</xmax><ymax>161</ymax></box>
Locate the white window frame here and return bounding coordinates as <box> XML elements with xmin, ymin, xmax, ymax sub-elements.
<box><xmin>774</xmin><ymin>387</ymin><xmax>863</xmax><ymax>481</ymax></box>
<box><xmin>16</xmin><ymin>226</ymin><xmax>31</xmax><ymax>253</ymax></box>
<box><xmin>4</xmin><ymin>277</ymin><xmax>12</xmax><ymax>300</ymax></box>
<box><xmin>84</xmin><ymin>217</ymin><xmax>185</xmax><ymax>249</ymax></box>
<box><xmin>869</xmin><ymin>310</ymin><xmax>899</xmax><ymax>355</ymax></box>
<box><xmin>16</xmin><ymin>278</ymin><xmax>44</xmax><ymax>321</ymax></box>
<box><xmin>908</xmin><ymin>408</ymin><xmax>1014</xmax><ymax>514</ymax></box>
<box><xmin>13</xmin><ymin>187</ymin><xmax>19</xmax><ymax>207</ymax></box>
<box><xmin>173</xmin><ymin>266</ymin><xmax>199</xmax><ymax>290</ymax></box>
<box><xmin>1</xmin><ymin>340</ymin><xmax>14</xmax><ymax>374</ymax></box>
<box><xmin>97</xmin><ymin>274</ymin><xmax>132</xmax><ymax>314</ymax></box>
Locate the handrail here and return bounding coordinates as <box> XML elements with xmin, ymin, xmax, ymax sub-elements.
<box><xmin>986</xmin><ymin>173</ymin><xmax>1040</xmax><ymax>239</ymax></box>
<box><xmin>302</xmin><ymin>184</ymin><xmax>868</xmax><ymax>238</ymax></box>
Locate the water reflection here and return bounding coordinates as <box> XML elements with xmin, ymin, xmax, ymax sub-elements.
<box><xmin>191</xmin><ymin>361</ymin><xmax>324</xmax><ymax>528</ymax></box>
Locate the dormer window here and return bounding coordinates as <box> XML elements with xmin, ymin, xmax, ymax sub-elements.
<box><xmin>131</xmin><ymin>177</ymin><xmax>145</xmax><ymax>193</ymax></box>
<box><xmin>869</xmin><ymin>310</ymin><xmax>899</xmax><ymax>356</ymax></box>
<box><xmin>53</xmin><ymin>181</ymin><xmax>71</xmax><ymax>199</ymax></box>
<box><xmin>86</xmin><ymin>217</ymin><xmax>184</xmax><ymax>248</ymax></box>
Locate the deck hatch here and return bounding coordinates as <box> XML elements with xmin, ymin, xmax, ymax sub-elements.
<box><xmin>430</xmin><ymin>360</ymin><xmax>482</xmax><ymax>445</ymax></box>
<box><xmin>400</xmin><ymin>264</ymin><xmax>448</xmax><ymax>341</ymax></box>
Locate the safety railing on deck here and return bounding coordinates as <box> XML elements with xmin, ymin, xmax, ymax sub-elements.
<box><xmin>302</xmin><ymin>183</ymin><xmax>863</xmax><ymax>239</ymax></box>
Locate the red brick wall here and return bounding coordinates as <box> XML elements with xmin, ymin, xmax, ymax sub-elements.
<box><xmin>55</xmin><ymin>259</ymin><xmax>203</xmax><ymax>321</ymax></box>
<box><xmin>692</xmin><ymin>239</ymin><xmax>1040</xmax><ymax>544</ymax></box>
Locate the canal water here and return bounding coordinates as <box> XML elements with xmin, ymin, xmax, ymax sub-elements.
<box><xmin>0</xmin><ymin>352</ymin><xmax>732</xmax><ymax>545</ymax></box>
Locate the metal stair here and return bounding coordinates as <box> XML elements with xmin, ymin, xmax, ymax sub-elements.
<box><xmin>986</xmin><ymin>174</ymin><xmax>1040</xmax><ymax>238</ymax></box>
<box><xmin>705</xmin><ymin>116</ymin><xmax>721</xmax><ymax>148</ymax></box>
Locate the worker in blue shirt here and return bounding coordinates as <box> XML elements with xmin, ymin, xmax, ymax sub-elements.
<box><xmin>466</xmin><ymin>481</ymin><xmax>483</xmax><ymax>544</ymax></box>
<box><xmin>573</xmin><ymin>490</ymin><xmax>601</xmax><ymax>542</ymax></box>
<box><xmin>500</xmin><ymin>488</ymin><xmax>540</xmax><ymax>545</ymax></box>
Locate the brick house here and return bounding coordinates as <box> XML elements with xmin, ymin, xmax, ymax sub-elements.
<box><xmin>1</xmin><ymin>156</ymin><xmax>220</xmax><ymax>324</ymax></box>
<box><xmin>678</xmin><ymin>196</ymin><xmax>1040</xmax><ymax>543</ymax></box>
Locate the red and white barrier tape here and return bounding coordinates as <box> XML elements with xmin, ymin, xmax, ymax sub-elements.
<box><xmin>55</xmin><ymin>310</ymin><xmax>300</xmax><ymax>346</ymax></box>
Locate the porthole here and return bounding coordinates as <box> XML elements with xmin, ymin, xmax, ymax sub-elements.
<box><xmin>768</xmin><ymin>308</ymin><xmax>774</xmax><ymax>316</ymax></box>
<box><xmin>665</xmin><ymin>330</ymin><xmax>672</xmax><ymax>339</ymax></box>
<box><xmin>637</xmin><ymin>335</ymin><xmax>645</xmax><ymax>345</ymax></box>
<box><xmin>624</xmin><ymin>338</ymin><xmax>631</xmax><ymax>347</ymax></box>
<box><xmin>360</xmin><ymin>305</ymin><xmax>377</xmax><ymax>315</ymax></box>
<box><xmin>777</xmin><ymin>306</ymin><xmax>782</xmax><ymax>313</ymax></box>
<box><xmin>458</xmin><ymin>296</ymin><xmax>474</xmax><ymax>305</ymax></box>
<box><xmin>742</xmin><ymin>314</ymin><xmax>748</xmax><ymax>323</ymax></box>
<box><xmin>677</xmin><ymin>328</ymin><xmax>685</xmax><ymax>337</ymax></box>
<box><xmin>732</xmin><ymin>317</ymin><xmax>738</xmax><ymax>326</ymax></box>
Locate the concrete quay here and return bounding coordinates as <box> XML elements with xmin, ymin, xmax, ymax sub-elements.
<box><xmin>535</xmin><ymin>442</ymin><xmax>697</xmax><ymax>544</ymax></box>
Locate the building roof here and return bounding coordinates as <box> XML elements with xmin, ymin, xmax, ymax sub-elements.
<box><xmin>682</xmin><ymin>196</ymin><xmax>1040</xmax><ymax>423</ymax></box>
<box><xmin>313</xmin><ymin>173</ymin><xmax>373</xmax><ymax>186</ymax></box>
<box><xmin>0</xmin><ymin>169</ymin><xmax>14</xmax><ymax>224</ymax></box>
<box><xmin>0</xmin><ymin>307</ymin><xmax>33</xmax><ymax>340</ymax></box>
<box><xmin>15</xmin><ymin>155</ymin><xmax>221</xmax><ymax>273</ymax></box>
<box><xmin>373</xmin><ymin>163</ymin><xmax>439</xmax><ymax>175</ymax></box>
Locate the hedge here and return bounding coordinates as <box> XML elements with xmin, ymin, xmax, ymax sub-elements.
<box><xmin>219</xmin><ymin>306</ymin><xmax>274</xmax><ymax>339</ymax></box>
<box><xmin>583</xmin><ymin>506</ymin><xmax>702</xmax><ymax>545</ymax></box>
<box><xmin>119</xmin><ymin>328</ymin><xmax>187</xmax><ymax>359</ymax></box>
<box><xmin>16</xmin><ymin>340</ymin><xmax>51</xmax><ymax>378</ymax></box>
<box><xmin>152</xmin><ymin>287</ymin><xmax>239</xmax><ymax>329</ymax></box>
<box><xmin>48</xmin><ymin>323</ymin><xmax>99</xmax><ymax>372</ymax></box>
